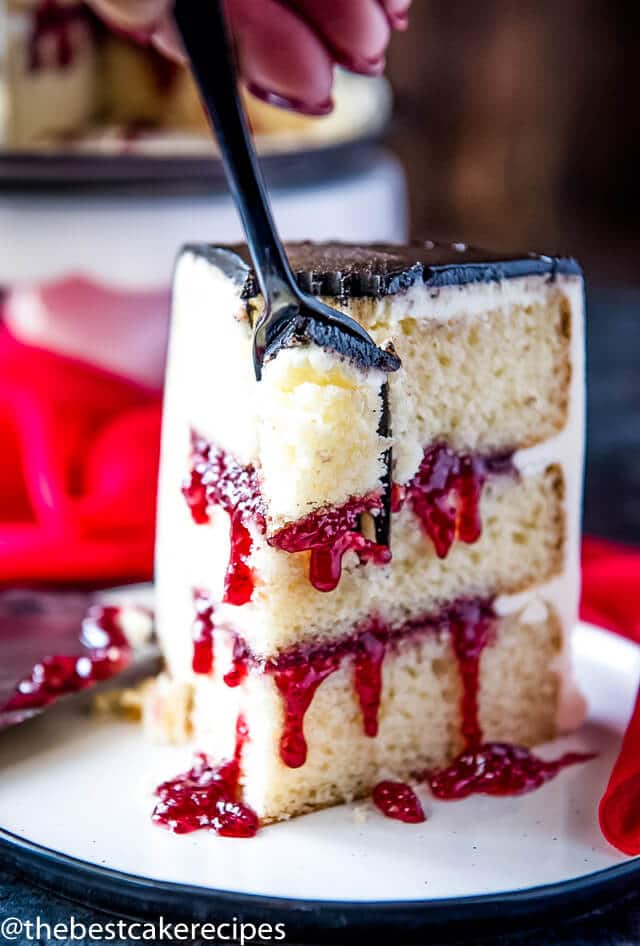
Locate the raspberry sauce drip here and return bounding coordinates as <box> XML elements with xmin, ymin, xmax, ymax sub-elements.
<box><xmin>183</xmin><ymin>434</ymin><xmax>391</xmax><ymax>595</ymax></box>
<box><xmin>372</xmin><ymin>780</ymin><xmax>426</xmax><ymax>823</ymax></box>
<box><xmin>182</xmin><ymin>466</ymin><xmax>209</xmax><ymax>525</ymax></box>
<box><xmin>447</xmin><ymin>599</ymin><xmax>494</xmax><ymax>749</ymax></box>
<box><xmin>270</xmin><ymin>495</ymin><xmax>391</xmax><ymax>592</ymax></box>
<box><xmin>215</xmin><ymin>600</ymin><xmax>495</xmax><ymax>770</ymax></box>
<box><xmin>2</xmin><ymin>606</ymin><xmax>130</xmax><ymax>712</ymax></box>
<box><xmin>191</xmin><ymin>592</ymin><xmax>215</xmax><ymax>675</ymax></box>
<box><xmin>268</xmin><ymin>611</ymin><xmax>441</xmax><ymax>768</ymax></box>
<box><xmin>353</xmin><ymin>630</ymin><xmax>386</xmax><ymax>737</ymax></box>
<box><xmin>225</xmin><ymin>512</ymin><xmax>255</xmax><ymax>605</ymax></box>
<box><xmin>370</xmin><ymin>599</ymin><xmax>493</xmax><ymax>822</ymax></box>
<box><xmin>429</xmin><ymin>743</ymin><xmax>596</xmax><ymax>800</ymax></box>
<box><xmin>190</xmin><ymin>592</ymin><xmax>250</xmax><ymax>684</ymax></box>
<box><xmin>183</xmin><ymin>436</ymin><xmax>513</xmax><ymax>598</ymax></box>
<box><xmin>182</xmin><ymin>436</ymin><xmax>265</xmax><ymax>606</ymax></box>
<box><xmin>395</xmin><ymin>444</ymin><xmax>513</xmax><ymax>558</ymax></box>
<box><xmin>223</xmin><ymin>635</ymin><xmax>250</xmax><ymax>688</ymax></box>
<box><xmin>426</xmin><ymin>601</ymin><xmax>595</xmax><ymax>801</ymax></box>
<box><xmin>152</xmin><ymin>714</ymin><xmax>258</xmax><ymax>838</ymax></box>
<box><xmin>28</xmin><ymin>0</ymin><xmax>89</xmax><ymax>71</ymax></box>
<box><xmin>272</xmin><ymin>650</ymin><xmax>342</xmax><ymax>768</ymax></box>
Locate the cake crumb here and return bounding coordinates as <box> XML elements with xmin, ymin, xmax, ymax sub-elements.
<box><xmin>92</xmin><ymin>678</ymin><xmax>155</xmax><ymax>722</ymax></box>
<box><xmin>352</xmin><ymin>805</ymin><xmax>369</xmax><ymax>824</ymax></box>
<box><xmin>143</xmin><ymin>673</ymin><xmax>194</xmax><ymax>744</ymax></box>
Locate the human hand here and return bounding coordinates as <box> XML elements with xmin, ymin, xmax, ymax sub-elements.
<box><xmin>88</xmin><ymin>0</ymin><xmax>411</xmax><ymax>114</ymax></box>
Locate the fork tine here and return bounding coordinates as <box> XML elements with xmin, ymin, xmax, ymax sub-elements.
<box><xmin>374</xmin><ymin>382</ymin><xmax>393</xmax><ymax>547</ymax></box>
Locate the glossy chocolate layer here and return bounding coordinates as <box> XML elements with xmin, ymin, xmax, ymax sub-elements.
<box><xmin>182</xmin><ymin>240</ymin><xmax>582</xmax><ymax>301</ymax></box>
<box><xmin>261</xmin><ymin>311</ymin><xmax>399</xmax><ymax>372</ymax></box>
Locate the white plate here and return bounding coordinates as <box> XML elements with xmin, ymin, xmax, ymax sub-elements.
<box><xmin>1</xmin><ymin>622</ymin><xmax>639</xmax><ymax>937</ymax></box>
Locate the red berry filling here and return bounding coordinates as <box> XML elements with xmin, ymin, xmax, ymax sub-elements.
<box><xmin>152</xmin><ymin>714</ymin><xmax>258</xmax><ymax>838</ymax></box>
<box><xmin>2</xmin><ymin>606</ymin><xmax>132</xmax><ymax>712</ymax></box>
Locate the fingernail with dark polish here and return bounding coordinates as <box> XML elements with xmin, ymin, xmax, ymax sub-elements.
<box><xmin>334</xmin><ymin>51</ymin><xmax>386</xmax><ymax>76</ymax></box>
<box><xmin>388</xmin><ymin>12</ymin><xmax>409</xmax><ymax>30</ymax></box>
<box><xmin>246</xmin><ymin>83</ymin><xmax>333</xmax><ymax>117</ymax></box>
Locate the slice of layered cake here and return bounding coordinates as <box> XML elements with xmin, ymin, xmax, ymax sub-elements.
<box><xmin>154</xmin><ymin>241</ymin><xmax>587</xmax><ymax>829</ymax></box>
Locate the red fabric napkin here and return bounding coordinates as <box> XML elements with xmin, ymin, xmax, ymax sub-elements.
<box><xmin>0</xmin><ymin>326</ymin><xmax>161</xmax><ymax>585</ymax></box>
<box><xmin>582</xmin><ymin>538</ymin><xmax>640</xmax><ymax>855</ymax></box>
<box><xmin>581</xmin><ymin>538</ymin><xmax>640</xmax><ymax>642</ymax></box>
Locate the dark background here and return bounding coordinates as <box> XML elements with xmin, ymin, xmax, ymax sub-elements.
<box><xmin>387</xmin><ymin>0</ymin><xmax>640</xmax><ymax>282</ymax></box>
<box><xmin>385</xmin><ymin>1</ymin><xmax>640</xmax><ymax>546</ymax></box>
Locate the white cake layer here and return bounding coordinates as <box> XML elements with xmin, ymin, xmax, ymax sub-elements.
<box><xmin>165</xmin><ymin>252</ymin><xmax>581</xmax><ymax>529</ymax></box>
<box><xmin>156</xmin><ymin>463</ymin><xmax>565</xmax><ymax>670</ymax></box>
<box><xmin>186</xmin><ymin>593</ymin><xmax>569</xmax><ymax>822</ymax></box>
<box><xmin>259</xmin><ymin>347</ymin><xmax>388</xmax><ymax>523</ymax></box>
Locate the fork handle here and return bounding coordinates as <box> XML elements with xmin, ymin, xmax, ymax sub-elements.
<box><xmin>173</xmin><ymin>0</ymin><xmax>297</xmax><ymax>307</ymax></box>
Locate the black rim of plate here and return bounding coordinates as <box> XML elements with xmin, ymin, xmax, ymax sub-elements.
<box><xmin>1</xmin><ymin>826</ymin><xmax>639</xmax><ymax>943</ymax></box>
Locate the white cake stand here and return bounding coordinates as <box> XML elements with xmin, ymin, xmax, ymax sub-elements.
<box><xmin>0</xmin><ymin>148</ymin><xmax>407</xmax><ymax>291</ymax></box>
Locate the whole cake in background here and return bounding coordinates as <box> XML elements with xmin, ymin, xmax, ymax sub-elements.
<box><xmin>1</xmin><ymin>0</ymin><xmax>97</xmax><ymax>147</ymax></box>
<box><xmin>0</xmin><ymin>0</ymin><xmax>388</xmax><ymax>150</ymax></box>
<box><xmin>153</xmin><ymin>240</ymin><xmax>587</xmax><ymax>827</ymax></box>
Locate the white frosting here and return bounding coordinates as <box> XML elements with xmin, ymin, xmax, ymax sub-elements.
<box><xmin>493</xmin><ymin>590</ymin><xmax>549</xmax><ymax>624</ymax></box>
<box><xmin>496</xmin><ymin>275</ymin><xmax>586</xmax><ymax>731</ymax></box>
<box><xmin>169</xmin><ymin>252</ymin><xmax>259</xmax><ymax>464</ymax></box>
<box><xmin>155</xmin><ymin>253</ymin><xmax>257</xmax><ymax>677</ymax></box>
<box><xmin>383</xmin><ymin>271</ymin><xmax>574</xmax><ymax>325</ymax></box>
<box><xmin>495</xmin><ymin>579</ymin><xmax>587</xmax><ymax>732</ymax></box>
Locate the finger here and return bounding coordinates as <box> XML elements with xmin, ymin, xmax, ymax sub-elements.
<box><xmin>87</xmin><ymin>0</ymin><xmax>168</xmax><ymax>34</ymax></box>
<box><xmin>378</xmin><ymin>0</ymin><xmax>412</xmax><ymax>30</ymax></box>
<box><xmin>226</xmin><ymin>0</ymin><xmax>334</xmax><ymax>115</ymax></box>
<box><xmin>151</xmin><ymin>16</ymin><xmax>187</xmax><ymax>63</ymax></box>
<box><xmin>286</xmin><ymin>0</ymin><xmax>390</xmax><ymax>76</ymax></box>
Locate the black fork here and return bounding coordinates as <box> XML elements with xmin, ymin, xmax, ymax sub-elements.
<box><xmin>173</xmin><ymin>0</ymin><xmax>399</xmax><ymax>546</ymax></box>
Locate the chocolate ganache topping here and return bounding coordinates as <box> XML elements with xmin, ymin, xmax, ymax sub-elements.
<box><xmin>182</xmin><ymin>240</ymin><xmax>580</xmax><ymax>369</ymax></box>
<box><xmin>184</xmin><ymin>240</ymin><xmax>581</xmax><ymax>300</ymax></box>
